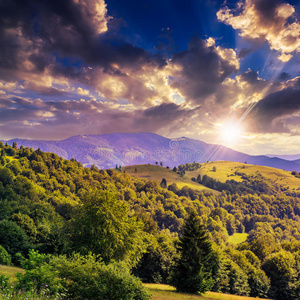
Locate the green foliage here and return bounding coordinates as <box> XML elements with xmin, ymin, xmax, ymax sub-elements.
<box><xmin>223</xmin><ymin>247</ymin><xmax>270</xmax><ymax>298</ymax></box>
<box><xmin>171</xmin><ymin>211</ymin><xmax>217</xmax><ymax>294</ymax></box>
<box><xmin>0</xmin><ymin>274</ymin><xmax>9</xmax><ymax>292</ymax></box>
<box><xmin>12</xmin><ymin>213</ymin><xmax>38</xmax><ymax>238</ymax></box>
<box><xmin>262</xmin><ymin>250</ymin><xmax>300</xmax><ymax>300</ymax></box>
<box><xmin>133</xmin><ymin>229</ymin><xmax>179</xmax><ymax>283</ymax></box>
<box><xmin>0</xmin><ymin>220</ymin><xmax>30</xmax><ymax>260</ymax></box>
<box><xmin>218</xmin><ymin>259</ymin><xmax>250</xmax><ymax>296</ymax></box>
<box><xmin>0</xmin><ymin>245</ymin><xmax>12</xmax><ymax>266</ymax></box>
<box><xmin>247</xmin><ymin>266</ymin><xmax>270</xmax><ymax>298</ymax></box>
<box><xmin>16</xmin><ymin>250</ymin><xmax>65</xmax><ymax>297</ymax></box>
<box><xmin>68</xmin><ymin>189</ymin><xmax>146</xmax><ymax>265</ymax></box>
<box><xmin>16</xmin><ymin>251</ymin><xmax>150</xmax><ymax>300</ymax></box>
<box><xmin>57</xmin><ymin>254</ymin><xmax>150</xmax><ymax>300</ymax></box>
<box><xmin>178</xmin><ymin>162</ymin><xmax>201</xmax><ymax>172</ymax></box>
<box><xmin>1</xmin><ymin>144</ymin><xmax>300</xmax><ymax>299</ymax></box>
<box><xmin>0</xmin><ymin>167</ymin><xmax>14</xmax><ymax>186</ymax></box>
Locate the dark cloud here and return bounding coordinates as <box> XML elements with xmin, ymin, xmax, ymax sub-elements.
<box><xmin>238</xmin><ymin>48</ymin><xmax>253</xmax><ymax>59</ymax></box>
<box><xmin>170</xmin><ymin>37</ymin><xmax>238</xmax><ymax>104</ymax></box>
<box><xmin>254</xmin><ymin>0</ymin><xmax>282</xmax><ymax>22</ymax></box>
<box><xmin>278</xmin><ymin>72</ymin><xmax>291</xmax><ymax>81</ymax></box>
<box><xmin>240</xmin><ymin>70</ymin><xmax>260</xmax><ymax>84</ymax></box>
<box><xmin>0</xmin><ymin>0</ymin><xmax>166</xmax><ymax>83</ymax></box>
<box><xmin>248</xmin><ymin>87</ymin><xmax>300</xmax><ymax>133</ymax></box>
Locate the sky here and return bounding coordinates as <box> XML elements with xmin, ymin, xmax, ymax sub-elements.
<box><xmin>0</xmin><ymin>0</ymin><xmax>300</xmax><ymax>155</ymax></box>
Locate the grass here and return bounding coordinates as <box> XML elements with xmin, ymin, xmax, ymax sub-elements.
<box><xmin>123</xmin><ymin>165</ymin><xmax>216</xmax><ymax>193</ymax></box>
<box><xmin>144</xmin><ymin>284</ymin><xmax>273</xmax><ymax>300</ymax></box>
<box><xmin>123</xmin><ymin>161</ymin><xmax>300</xmax><ymax>195</ymax></box>
<box><xmin>228</xmin><ymin>233</ymin><xmax>248</xmax><ymax>245</ymax></box>
<box><xmin>187</xmin><ymin>161</ymin><xmax>300</xmax><ymax>190</ymax></box>
<box><xmin>0</xmin><ymin>265</ymin><xmax>24</xmax><ymax>282</ymax></box>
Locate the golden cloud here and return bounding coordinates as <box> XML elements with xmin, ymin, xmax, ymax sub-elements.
<box><xmin>72</xmin><ymin>0</ymin><xmax>109</xmax><ymax>35</ymax></box>
<box><xmin>217</xmin><ymin>0</ymin><xmax>300</xmax><ymax>61</ymax></box>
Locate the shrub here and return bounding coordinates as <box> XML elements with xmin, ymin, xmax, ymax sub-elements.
<box><xmin>16</xmin><ymin>250</ymin><xmax>151</xmax><ymax>300</ymax></box>
<box><xmin>0</xmin><ymin>245</ymin><xmax>12</xmax><ymax>265</ymax></box>
<box><xmin>0</xmin><ymin>274</ymin><xmax>9</xmax><ymax>291</ymax></box>
<box><xmin>58</xmin><ymin>254</ymin><xmax>150</xmax><ymax>300</ymax></box>
<box><xmin>16</xmin><ymin>250</ymin><xmax>65</xmax><ymax>297</ymax></box>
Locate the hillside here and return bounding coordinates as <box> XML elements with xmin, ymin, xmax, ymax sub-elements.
<box><xmin>190</xmin><ymin>161</ymin><xmax>300</xmax><ymax>192</ymax></box>
<box><xmin>123</xmin><ymin>161</ymin><xmax>300</xmax><ymax>195</ymax></box>
<box><xmin>1</xmin><ymin>143</ymin><xmax>300</xmax><ymax>299</ymax></box>
<box><xmin>123</xmin><ymin>164</ymin><xmax>216</xmax><ymax>193</ymax></box>
<box><xmin>5</xmin><ymin>132</ymin><xmax>300</xmax><ymax>171</ymax></box>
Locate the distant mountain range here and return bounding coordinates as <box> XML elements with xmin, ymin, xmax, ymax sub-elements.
<box><xmin>5</xmin><ymin>132</ymin><xmax>300</xmax><ymax>171</ymax></box>
<box><xmin>266</xmin><ymin>154</ymin><xmax>300</xmax><ymax>161</ymax></box>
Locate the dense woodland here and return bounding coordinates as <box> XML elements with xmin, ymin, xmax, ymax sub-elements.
<box><xmin>0</xmin><ymin>142</ymin><xmax>300</xmax><ymax>299</ymax></box>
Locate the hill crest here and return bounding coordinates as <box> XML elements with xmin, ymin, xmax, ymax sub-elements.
<box><xmin>4</xmin><ymin>132</ymin><xmax>300</xmax><ymax>171</ymax></box>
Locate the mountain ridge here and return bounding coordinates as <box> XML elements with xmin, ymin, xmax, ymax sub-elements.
<box><xmin>4</xmin><ymin>132</ymin><xmax>300</xmax><ymax>171</ymax></box>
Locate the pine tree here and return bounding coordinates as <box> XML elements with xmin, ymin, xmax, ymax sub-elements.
<box><xmin>171</xmin><ymin>210</ymin><xmax>216</xmax><ymax>294</ymax></box>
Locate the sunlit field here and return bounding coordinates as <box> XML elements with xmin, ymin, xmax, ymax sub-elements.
<box><xmin>144</xmin><ymin>284</ymin><xmax>273</xmax><ymax>300</ymax></box>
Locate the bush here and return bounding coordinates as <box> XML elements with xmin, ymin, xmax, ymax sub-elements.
<box><xmin>58</xmin><ymin>255</ymin><xmax>150</xmax><ymax>300</ymax></box>
<box><xmin>0</xmin><ymin>245</ymin><xmax>12</xmax><ymax>265</ymax></box>
<box><xmin>16</xmin><ymin>250</ymin><xmax>65</xmax><ymax>297</ymax></box>
<box><xmin>16</xmin><ymin>250</ymin><xmax>151</xmax><ymax>300</ymax></box>
<box><xmin>0</xmin><ymin>274</ymin><xmax>9</xmax><ymax>291</ymax></box>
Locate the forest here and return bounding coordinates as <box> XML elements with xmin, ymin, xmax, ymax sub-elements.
<box><xmin>0</xmin><ymin>142</ymin><xmax>300</xmax><ymax>299</ymax></box>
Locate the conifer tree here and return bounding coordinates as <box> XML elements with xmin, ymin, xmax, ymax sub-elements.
<box><xmin>171</xmin><ymin>210</ymin><xmax>216</xmax><ymax>294</ymax></box>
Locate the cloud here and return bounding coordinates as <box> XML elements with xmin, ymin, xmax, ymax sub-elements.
<box><xmin>169</xmin><ymin>37</ymin><xmax>239</xmax><ymax>105</ymax></box>
<box><xmin>247</xmin><ymin>81</ymin><xmax>300</xmax><ymax>133</ymax></box>
<box><xmin>77</xmin><ymin>87</ymin><xmax>90</xmax><ymax>96</ymax></box>
<box><xmin>217</xmin><ymin>0</ymin><xmax>300</xmax><ymax>61</ymax></box>
<box><xmin>0</xmin><ymin>95</ymin><xmax>199</xmax><ymax>140</ymax></box>
<box><xmin>0</xmin><ymin>0</ymin><xmax>166</xmax><ymax>87</ymax></box>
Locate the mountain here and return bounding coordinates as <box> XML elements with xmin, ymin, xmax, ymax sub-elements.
<box><xmin>5</xmin><ymin>132</ymin><xmax>300</xmax><ymax>171</ymax></box>
<box><xmin>267</xmin><ymin>154</ymin><xmax>300</xmax><ymax>161</ymax></box>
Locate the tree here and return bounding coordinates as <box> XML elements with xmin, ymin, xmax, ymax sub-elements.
<box><xmin>160</xmin><ymin>162</ymin><xmax>163</xmax><ymax>167</ymax></box>
<box><xmin>168</xmin><ymin>183</ymin><xmax>178</xmax><ymax>193</ymax></box>
<box><xmin>69</xmin><ymin>190</ymin><xmax>146</xmax><ymax>266</ymax></box>
<box><xmin>218</xmin><ymin>259</ymin><xmax>250</xmax><ymax>296</ymax></box>
<box><xmin>212</xmin><ymin>166</ymin><xmax>217</xmax><ymax>172</ymax></box>
<box><xmin>262</xmin><ymin>250</ymin><xmax>299</xmax><ymax>300</ymax></box>
<box><xmin>160</xmin><ymin>178</ymin><xmax>167</xmax><ymax>188</ymax></box>
<box><xmin>0</xmin><ymin>220</ymin><xmax>30</xmax><ymax>259</ymax></box>
<box><xmin>196</xmin><ymin>174</ymin><xmax>201</xmax><ymax>183</ymax></box>
<box><xmin>171</xmin><ymin>211</ymin><xmax>216</xmax><ymax>294</ymax></box>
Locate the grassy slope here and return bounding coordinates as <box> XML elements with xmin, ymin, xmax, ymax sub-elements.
<box><xmin>0</xmin><ymin>265</ymin><xmax>24</xmax><ymax>281</ymax></box>
<box><xmin>123</xmin><ymin>165</ymin><xmax>216</xmax><ymax>193</ymax></box>
<box><xmin>188</xmin><ymin>161</ymin><xmax>300</xmax><ymax>191</ymax></box>
<box><xmin>145</xmin><ymin>284</ymin><xmax>273</xmax><ymax>300</ymax></box>
<box><xmin>123</xmin><ymin>161</ymin><xmax>300</xmax><ymax>194</ymax></box>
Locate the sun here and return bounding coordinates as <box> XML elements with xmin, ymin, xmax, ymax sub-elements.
<box><xmin>220</xmin><ymin>123</ymin><xmax>242</xmax><ymax>146</ymax></box>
